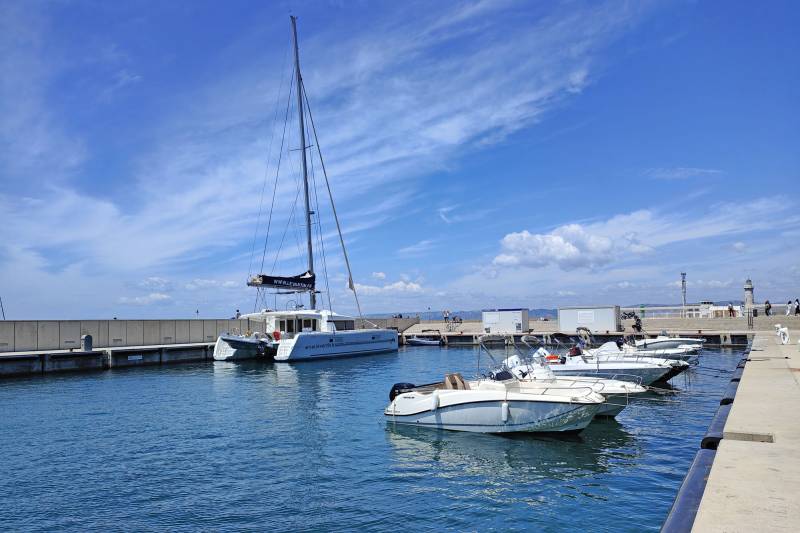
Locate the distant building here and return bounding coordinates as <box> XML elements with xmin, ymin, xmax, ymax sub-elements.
<box><xmin>558</xmin><ymin>306</ymin><xmax>621</xmax><ymax>333</ymax></box>
<box><xmin>482</xmin><ymin>309</ymin><xmax>529</xmax><ymax>334</ymax></box>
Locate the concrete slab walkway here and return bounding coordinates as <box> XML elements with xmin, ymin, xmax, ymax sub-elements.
<box><xmin>692</xmin><ymin>332</ymin><xmax>800</xmax><ymax>532</ymax></box>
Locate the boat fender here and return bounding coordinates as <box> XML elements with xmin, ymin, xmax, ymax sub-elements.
<box><xmin>389</xmin><ymin>382</ymin><xmax>416</xmax><ymax>402</ymax></box>
<box><xmin>501</xmin><ymin>401</ymin><xmax>509</xmax><ymax>423</ymax></box>
<box><xmin>545</xmin><ymin>354</ymin><xmax>560</xmax><ymax>362</ymax></box>
<box><xmin>431</xmin><ymin>391</ymin><xmax>440</xmax><ymax>411</ymax></box>
<box><xmin>273</xmin><ymin>330</ymin><xmax>281</xmax><ymax>341</ymax></box>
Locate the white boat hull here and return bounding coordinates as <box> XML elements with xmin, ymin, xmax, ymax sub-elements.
<box><xmin>385</xmin><ymin>397</ymin><xmax>600</xmax><ymax>433</ymax></box>
<box><xmin>548</xmin><ymin>364</ymin><xmax>670</xmax><ymax>386</ymax></box>
<box><xmin>275</xmin><ymin>329</ymin><xmax>398</xmax><ymax>361</ymax></box>
<box><xmin>635</xmin><ymin>337</ymin><xmax>703</xmax><ymax>350</ymax></box>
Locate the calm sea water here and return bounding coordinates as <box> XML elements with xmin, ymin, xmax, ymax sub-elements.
<box><xmin>0</xmin><ymin>345</ymin><xmax>744</xmax><ymax>532</ymax></box>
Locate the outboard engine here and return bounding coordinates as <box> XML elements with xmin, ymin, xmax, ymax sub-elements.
<box><xmin>389</xmin><ymin>383</ymin><xmax>416</xmax><ymax>402</ymax></box>
<box><xmin>490</xmin><ymin>369</ymin><xmax>514</xmax><ymax>381</ymax></box>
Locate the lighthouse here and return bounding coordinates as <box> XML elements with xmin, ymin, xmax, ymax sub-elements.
<box><xmin>744</xmin><ymin>278</ymin><xmax>754</xmax><ymax>312</ymax></box>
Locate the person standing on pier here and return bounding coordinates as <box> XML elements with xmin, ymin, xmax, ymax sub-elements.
<box><xmin>765</xmin><ymin>300</ymin><xmax>772</xmax><ymax>316</ymax></box>
<box><xmin>235</xmin><ymin>309</ymin><xmax>241</xmax><ymax>319</ymax></box>
<box><xmin>728</xmin><ymin>303</ymin><xmax>735</xmax><ymax>317</ymax></box>
<box><xmin>788</xmin><ymin>301</ymin><xmax>794</xmax><ymax>316</ymax></box>
<box><xmin>795</xmin><ymin>299</ymin><xmax>800</xmax><ymax>316</ymax></box>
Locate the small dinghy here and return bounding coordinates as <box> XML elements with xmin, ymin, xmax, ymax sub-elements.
<box><xmin>213</xmin><ymin>332</ymin><xmax>275</xmax><ymax>361</ymax></box>
<box><xmin>405</xmin><ymin>336</ymin><xmax>443</xmax><ymax>346</ymax></box>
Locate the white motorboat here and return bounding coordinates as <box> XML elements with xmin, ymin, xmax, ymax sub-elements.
<box><xmin>384</xmin><ymin>373</ymin><xmax>604</xmax><ymax>434</ymax></box>
<box><xmin>587</xmin><ymin>340</ymin><xmax>699</xmax><ymax>361</ymax></box>
<box><xmin>501</xmin><ymin>354</ymin><xmax>647</xmax><ymax>417</ymax></box>
<box><xmin>536</xmin><ymin>346</ymin><xmax>688</xmax><ymax>385</ymax></box>
<box><xmin>214</xmin><ymin>17</ymin><xmax>398</xmax><ymax>363</ymax></box>
<box><xmin>405</xmin><ymin>336</ymin><xmax>443</xmax><ymax>347</ymax></box>
<box><xmin>634</xmin><ymin>334</ymin><xmax>704</xmax><ymax>350</ymax></box>
<box><xmin>213</xmin><ymin>332</ymin><xmax>274</xmax><ymax>361</ymax></box>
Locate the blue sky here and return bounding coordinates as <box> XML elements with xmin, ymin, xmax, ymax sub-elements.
<box><xmin>1</xmin><ymin>0</ymin><xmax>798</xmax><ymax>319</ymax></box>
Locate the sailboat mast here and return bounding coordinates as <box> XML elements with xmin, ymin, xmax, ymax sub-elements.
<box><xmin>290</xmin><ymin>16</ymin><xmax>316</xmax><ymax>309</ymax></box>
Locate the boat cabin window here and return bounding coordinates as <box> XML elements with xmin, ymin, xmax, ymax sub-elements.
<box><xmin>285</xmin><ymin>319</ymin><xmax>295</xmax><ymax>334</ymax></box>
<box><xmin>302</xmin><ymin>319</ymin><xmax>317</xmax><ymax>332</ymax></box>
<box><xmin>331</xmin><ymin>320</ymin><xmax>355</xmax><ymax>331</ymax></box>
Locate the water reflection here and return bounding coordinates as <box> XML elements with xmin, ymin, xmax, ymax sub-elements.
<box><xmin>386</xmin><ymin>419</ymin><xmax>636</xmax><ymax>483</ymax></box>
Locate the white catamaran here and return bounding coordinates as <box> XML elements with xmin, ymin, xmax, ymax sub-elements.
<box><xmin>213</xmin><ymin>17</ymin><xmax>397</xmax><ymax>362</ymax></box>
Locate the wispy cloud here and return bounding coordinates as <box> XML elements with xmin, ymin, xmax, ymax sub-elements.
<box><xmin>645</xmin><ymin>167</ymin><xmax>723</xmax><ymax>180</ymax></box>
<box><xmin>397</xmin><ymin>239</ymin><xmax>436</xmax><ymax>257</ymax></box>
<box><xmin>0</xmin><ymin>1</ymin><xmax>691</xmax><ymax>317</ymax></box>
<box><xmin>0</xmin><ymin>2</ymin><xmax>87</xmax><ymax>185</ymax></box>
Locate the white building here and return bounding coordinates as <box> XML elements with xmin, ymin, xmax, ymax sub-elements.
<box><xmin>481</xmin><ymin>308</ymin><xmax>529</xmax><ymax>334</ymax></box>
<box><xmin>558</xmin><ymin>306</ymin><xmax>621</xmax><ymax>333</ymax></box>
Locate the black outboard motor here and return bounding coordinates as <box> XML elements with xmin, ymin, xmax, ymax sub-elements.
<box><xmin>615</xmin><ymin>339</ymin><xmax>624</xmax><ymax>350</ymax></box>
<box><xmin>389</xmin><ymin>383</ymin><xmax>416</xmax><ymax>402</ymax></box>
<box><xmin>490</xmin><ymin>369</ymin><xmax>514</xmax><ymax>381</ymax></box>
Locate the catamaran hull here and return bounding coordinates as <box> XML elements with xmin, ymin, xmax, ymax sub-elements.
<box><xmin>213</xmin><ymin>335</ymin><xmax>274</xmax><ymax>361</ymax></box>
<box><xmin>385</xmin><ymin>400</ymin><xmax>600</xmax><ymax>434</ymax></box>
<box><xmin>275</xmin><ymin>329</ymin><xmax>398</xmax><ymax>361</ymax></box>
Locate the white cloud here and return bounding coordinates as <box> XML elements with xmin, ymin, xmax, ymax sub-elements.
<box><xmin>118</xmin><ymin>292</ymin><xmax>172</xmax><ymax>306</ymax></box>
<box><xmin>397</xmin><ymin>239</ymin><xmax>436</xmax><ymax>257</ymax></box>
<box><xmin>184</xmin><ymin>279</ymin><xmax>239</xmax><ymax>291</ymax></box>
<box><xmin>354</xmin><ymin>280</ymin><xmax>423</xmax><ymax>295</ymax></box>
<box><xmin>493</xmin><ymin>224</ymin><xmax>623</xmax><ymax>270</ymax></box>
<box><xmin>371</xmin><ymin>271</ymin><xmax>386</xmax><ymax>280</ymax></box>
<box><xmin>138</xmin><ymin>277</ymin><xmax>172</xmax><ymax>291</ymax></box>
<box><xmin>732</xmin><ymin>241</ymin><xmax>746</xmax><ymax>253</ymax></box>
<box><xmin>437</xmin><ymin>206</ymin><xmax>455</xmax><ymax>223</ymax></box>
<box><xmin>493</xmin><ymin>198</ymin><xmax>795</xmax><ymax>273</ymax></box>
<box><xmin>645</xmin><ymin>167</ymin><xmax>722</xmax><ymax>180</ymax></box>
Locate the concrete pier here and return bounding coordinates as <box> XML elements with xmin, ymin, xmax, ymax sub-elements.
<box><xmin>400</xmin><ymin>317</ymin><xmax>799</xmax><ymax>346</ymax></box>
<box><xmin>690</xmin><ymin>331</ymin><xmax>800</xmax><ymax>531</ymax></box>
<box><xmin>0</xmin><ymin>342</ymin><xmax>214</xmax><ymax>377</ymax></box>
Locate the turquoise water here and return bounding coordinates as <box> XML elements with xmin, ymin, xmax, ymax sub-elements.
<box><xmin>0</xmin><ymin>346</ymin><xmax>743</xmax><ymax>532</ymax></box>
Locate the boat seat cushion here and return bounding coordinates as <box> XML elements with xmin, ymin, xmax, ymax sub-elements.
<box><xmin>444</xmin><ymin>372</ymin><xmax>470</xmax><ymax>390</ymax></box>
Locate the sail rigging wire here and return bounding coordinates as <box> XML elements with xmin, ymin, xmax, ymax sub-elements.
<box><xmin>270</xmin><ymin>176</ymin><xmax>303</xmax><ymax>275</ymax></box>
<box><xmin>308</xmin><ymin>136</ymin><xmax>333</xmax><ymax>311</ymax></box>
<box><xmin>247</xmin><ymin>31</ymin><xmax>292</xmax><ymax>281</ymax></box>
<box><xmin>301</xmin><ymin>79</ymin><xmax>368</xmax><ymax>323</ymax></box>
<box><xmin>258</xmin><ymin>72</ymin><xmax>295</xmax><ymax>275</ymax></box>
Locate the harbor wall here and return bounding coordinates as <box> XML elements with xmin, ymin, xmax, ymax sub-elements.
<box><xmin>0</xmin><ymin>317</ymin><xmax>418</xmax><ymax>354</ymax></box>
<box><xmin>0</xmin><ymin>319</ymin><xmax>268</xmax><ymax>353</ymax></box>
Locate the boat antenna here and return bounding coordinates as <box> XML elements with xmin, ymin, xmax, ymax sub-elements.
<box><xmin>291</xmin><ymin>15</ymin><xmax>316</xmax><ymax>310</ymax></box>
<box><xmin>301</xmin><ymin>80</ymin><xmax>370</xmax><ymax>325</ymax></box>
<box><xmin>0</xmin><ymin>295</ymin><xmax>5</xmax><ymax>320</ymax></box>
